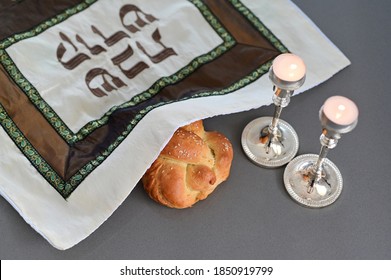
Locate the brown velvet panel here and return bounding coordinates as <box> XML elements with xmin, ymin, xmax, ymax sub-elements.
<box><xmin>0</xmin><ymin>0</ymin><xmax>82</xmax><ymax>40</ymax></box>
<box><xmin>0</xmin><ymin>65</ymin><xmax>69</xmax><ymax>177</ymax></box>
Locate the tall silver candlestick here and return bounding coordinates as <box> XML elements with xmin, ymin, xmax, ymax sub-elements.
<box><xmin>284</xmin><ymin>96</ymin><xmax>359</xmax><ymax>208</ymax></box>
<box><xmin>242</xmin><ymin>53</ymin><xmax>306</xmax><ymax>168</ymax></box>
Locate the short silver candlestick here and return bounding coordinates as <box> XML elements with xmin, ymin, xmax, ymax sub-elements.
<box><xmin>242</xmin><ymin>53</ymin><xmax>306</xmax><ymax>168</ymax></box>
<box><xmin>284</xmin><ymin>96</ymin><xmax>359</xmax><ymax>208</ymax></box>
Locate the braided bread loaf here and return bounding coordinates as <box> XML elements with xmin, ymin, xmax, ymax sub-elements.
<box><xmin>142</xmin><ymin>120</ymin><xmax>233</xmax><ymax>209</ymax></box>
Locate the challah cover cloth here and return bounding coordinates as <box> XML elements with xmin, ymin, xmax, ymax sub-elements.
<box><xmin>0</xmin><ymin>0</ymin><xmax>350</xmax><ymax>249</ymax></box>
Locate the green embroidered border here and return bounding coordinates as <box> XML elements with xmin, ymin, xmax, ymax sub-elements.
<box><xmin>0</xmin><ymin>0</ymin><xmax>235</xmax><ymax>145</ymax></box>
<box><xmin>0</xmin><ymin>0</ymin><xmax>289</xmax><ymax>198</ymax></box>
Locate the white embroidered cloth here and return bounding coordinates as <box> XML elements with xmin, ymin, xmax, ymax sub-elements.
<box><xmin>0</xmin><ymin>0</ymin><xmax>350</xmax><ymax>249</ymax></box>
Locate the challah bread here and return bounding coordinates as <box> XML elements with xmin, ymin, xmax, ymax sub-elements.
<box><xmin>142</xmin><ymin>120</ymin><xmax>233</xmax><ymax>208</ymax></box>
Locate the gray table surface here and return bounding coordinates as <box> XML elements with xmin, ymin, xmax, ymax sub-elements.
<box><xmin>1</xmin><ymin>0</ymin><xmax>390</xmax><ymax>260</ymax></box>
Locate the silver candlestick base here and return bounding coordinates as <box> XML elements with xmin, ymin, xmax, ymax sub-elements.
<box><xmin>284</xmin><ymin>154</ymin><xmax>343</xmax><ymax>208</ymax></box>
<box><xmin>241</xmin><ymin>117</ymin><xmax>299</xmax><ymax>168</ymax></box>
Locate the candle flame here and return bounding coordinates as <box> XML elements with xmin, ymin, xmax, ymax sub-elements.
<box><xmin>335</xmin><ymin>104</ymin><xmax>346</xmax><ymax>119</ymax></box>
<box><xmin>338</xmin><ymin>104</ymin><xmax>346</xmax><ymax>111</ymax></box>
<box><xmin>288</xmin><ymin>64</ymin><xmax>298</xmax><ymax>78</ymax></box>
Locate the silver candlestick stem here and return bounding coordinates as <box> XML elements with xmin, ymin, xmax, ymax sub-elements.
<box><xmin>242</xmin><ymin>53</ymin><xmax>306</xmax><ymax>168</ymax></box>
<box><xmin>284</xmin><ymin>96</ymin><xmax>358</xmax><ymax>208</ymax></box>
<box><xmin>305</xmin><ymin>134</ymin><xmax>337</xmax><ymax>194</ymax></box>
<box><xmin>260</xmin><ymin>86</ymin><xmax>293</xmax><ymax>155</ymax></box>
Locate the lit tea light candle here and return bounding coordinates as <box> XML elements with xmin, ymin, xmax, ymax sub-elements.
<box><xmin>323</xmin><ymin>96</ymin><xmax>359</xmax><ymax>126</ymax></box>
<box><xmin>272</xmin><ymin>53</ymin><xmax>306</xmax><ymax>82</ymax></box>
